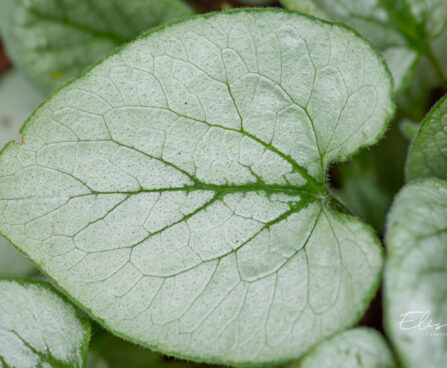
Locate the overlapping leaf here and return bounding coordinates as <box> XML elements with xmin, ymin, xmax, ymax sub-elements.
<box><xmin>1</xmin><ymin>0</ymin><xmax>193</xmax><ymax>92</ymax></box>
<box><xmin>385</xmin><ymin>179</ymin><xmax>447</xmax><ymax>368</ymax></box>
<box><xmin>0</xmin><ymin>279</ymin><xmax>90</xmax><ymax>368</ymax></box>
<box><xmin>407</xmin><ymin>94</ymin><xmax>447</xmax><ymax>181</ymax></box>
<box><xmin>297</xmin><ymin>328</ymin><xmax>396</xmax><ymax>368</ymax></box>
<box><xmin>0</xmin><ymin>9</ymin><xmax>393</xmax><ymax>365</ymax></box>
<box><xmin>281</xmin><ymin>0</ymin><xmax>447</xmax><ymax>92</ymax></box>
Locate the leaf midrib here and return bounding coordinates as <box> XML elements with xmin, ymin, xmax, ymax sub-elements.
<box><xmin>0</xmin><ymin>329</ymin><xmax>74</xmax><ymax>368</ymax></box>
<box><xmin>2</xmin><ymin>183</ymin><xmax>323</xmax><ymax>201</ymax></box>
<box><xmin>92</xmin><ymin>183</ymin><xmax>322</xmax><ymax>196</ymax></box>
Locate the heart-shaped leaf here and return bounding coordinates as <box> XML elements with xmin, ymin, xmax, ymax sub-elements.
<box><xmin>0</xmin><ymin>278</ymin><xmax>90</xmax><ymax>368</ymax></box>
<box><xmin>385</xmin><ymin>179</ymin><xmax>447</xmax><ymax>368</ymax></box>
<box><xmin>297</xmin><ymin>328</ymin><xmax>396</xmax><ymax>368</ymax></box>
<box><xmin>407</xmin><ymin>94</ymin><xmax>447</xmax><ymax>181</ymax></box>
<box><xmin>0</xmin><ymin>9</ymin><xmax>393</xmax><ymax>365</ymax></box>
<box><xmin>1</xmin><ymin>0</ymin><xmax>193</xmax><ymax>92</ymax></box>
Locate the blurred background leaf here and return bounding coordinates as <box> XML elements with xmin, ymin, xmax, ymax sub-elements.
<box><xmin>1</xmin><ymin>0</ymin><xmax>194</xmax><ymax>92</ymax></box>
<box><xmin>0</xmin><ymin>59</ymin><xmax>44</xmax><ymax>277</ymax></box>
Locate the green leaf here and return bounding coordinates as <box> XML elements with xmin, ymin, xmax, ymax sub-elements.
<box><xmin>397</xmin><ymin>27</ymin><xmax>447</xmax><ymax>121</ymax></box>
<box><xmin>404</xmin><ymin>0</ymin><xmax>447</xmax><ymax>38</ymax></box>
<box><xmin>1</xmin><ymin>0</ymin><xmax>194</xmax><ymax>92</ymax></box>
<box><xmin>332</xmin><ymin>160</ymin><xmax>391</xmax><ymax>234</ymax></box>
<box><xmin>90</xmin><ymin>329</ymin><xmax>212</xmax><ymax>368</ymax></box>
<box><xmin>90</xmin><ymin>331</ymin><xmax>190</xmax><ymax>368</ymax></box>
<box><xmin>297</xmin><ymin>328</ymin><xmax>397</xmax><ymax>368</ymax></box>
<box><xmin>0</xmin><ymin>69</ymin><xmax>44</xmax><ymax>276</ymax></box>
<box><xmin>384</xmin><ymin>179</ymin><xmax>447</xmax><ymax>368</ymax></box>
<box><xmin>0</xmin><ymin>9</ymin><xmax>393</xmax><ymax>365</ymax></box>
<box><xmin>407</xmin><ymin>94</ymin><xmax>447</xmax><ymax>181</ymax></box>
<box><xmin>399</xmin><ymin>119</ymin><xmax>419</xmax><ymax>140</ymax></box>
<box><xmin>279</xmin><ymin>0</ymin><xmax>330</xmax><ymax>20</ymax></box>
<box><xmin>0</xmin><ymin>278</ymin><xmax>90</xmax><ymax>368</ymax></box>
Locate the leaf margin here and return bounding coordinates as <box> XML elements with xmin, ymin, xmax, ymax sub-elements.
<box><xmin>0</xmin><ymin>276</ymin><xmax>91</xmax><ymax>368</ymax></box>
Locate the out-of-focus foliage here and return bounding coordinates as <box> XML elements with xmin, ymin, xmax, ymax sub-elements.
<box><xmin>281</xmin><ymin>0</ymin><xmax>447</xmax><ymax>94</ymax></box>
<box><xmin>398</xmin><ymin>27</ymin><xmax>447</xmax><ymax>122</ymax></box>
<box><xmin>1</xmin><ymin>0</ymin><xmax>194</xmax><ymax>92</ymax></box>
<box><xmin>332</xmin><ymin>121</ymin><xmax>409</xmax><ymax>234</ymax></box>
<box><xmin>407</xmin><ymin>95</ymin><xmax>447</xmax><ymax>181</ymax></box>
<box><xmin>0</xmin><ymin>279</ymin><xmax>91</xmax><ymax>368</ymax></box>
<box><xmin>297</xmin><ymin>328</ymin><xmax>396</xmax><ymax>368</ymax></box>
<box><xmin>385</xmin><ymin>179</ymin><xmax>447</xmax><ymax>368</ymax></box>
<box><xmin>90</xmin><ymin>330</ymin><xmax>214</xmax><ymax>368</ymax></box>
<box><xmin>400</xmin><ymin>119</ymin><xmax>419</xmax><ymax>140</ymax></box>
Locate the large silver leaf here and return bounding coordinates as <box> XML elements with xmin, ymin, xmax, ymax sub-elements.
<box><xmin>0</xmin><ymin>9</ymin><xmax>393</xmax><ymax>365</ymax></box>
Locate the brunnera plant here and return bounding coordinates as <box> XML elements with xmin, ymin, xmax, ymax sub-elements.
<box><xmin>384</xmin><ymin>95</ymin><xmax>447</xmax><ymax>368</ymax></box>
<box><xmin>0</xmin><ymin>8</ymin><xmax>395</xmax><ymax>366</ymax></box>
<box><xmin>281</xmin><ymin>0</ymin><xmax>447</xmax><ymax>93</ymax></box>
<box><xmin>385</xmin><ymin>178</ymin><xmax>447</xmax><ymax>368</ymax></box>
<box><xmin>0</xmin><ymin>0</ymin><xmax>192</xmax><ymax>280</ymax></box>
<box><xmin>0</xmin><ymin>0</ymin><xmax>194</xmax><ymax>92</ymax></box>
<box><xmin>0</xmin><ymin>278</ymin><xmax>90</xmax><ymax>368</ymax></box>
<box><xmin>296</xmin><ymin>328</ymin><xmax>396</xmax><ymax>368</ymax></box>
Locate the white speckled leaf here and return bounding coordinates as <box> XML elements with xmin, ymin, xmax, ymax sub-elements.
<box><xmin>398</xmin><ymin>27</ymin><xmax>447</xmax><ymax>119</ymax></box>
<box><xmin>407</xmin><ymin>95</ymin><xmax>447</xmax><ymax>181</ymax></box>
<box><xmin>298</xmin><ymin>328</ymin><xmax>396</xmax><ymax>368</ymax></box>
<box><xmin>0</xmin><ymin>70</ymin><xmax>44</xmax><ymax>276</ymax></box>
<box><xmin>1</xmin><ymin>0</ymin><xmax>193</xmax><ymax>92</ymax></box>
<box><xmin>281</xmin><ymin>0</ymin><xmax>427</xmax><ymax>92</ymax></box>
<box><xmin>385</xmin><ymin>179</ymin><xmax>447</xmax><ymax>368</ymax></box>
<box><xmin>0</xmin><ymin>279</ymin><xmax>90</xmax><ymax>368</ymax></box>
<box><xmin>0</xmin><ymin>9</ymin><xmax>393</xmax><ymax>365</ymax></box>
<box><xmin>87</xmin><ymin>353</ymin><xmax>109</xmax><ymax>368</ymax></box>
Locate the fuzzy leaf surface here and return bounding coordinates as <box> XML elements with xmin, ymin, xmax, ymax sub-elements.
<box><xmin>298</xmin><ymin>328</ymin><xmax>396</xmax><ymax>368</ymax></box>
<box><xmin>407</xmin><ymin>94</ymin><xmax>447</xmax><ymax>181</ymax></box>
<box><xmin>385</xmin><ymin>179</ymin><xmax>447</xmax><ymax>368</ymax></box>
<box><xmin>0</xmin><ymin>9</ymin><xmax>393</xmax><ymax>365</ymax></box>
<box><xmin>0</xmin><ymin>279</ymin><xmax>90</xmax><ymax>368</ymax></box>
